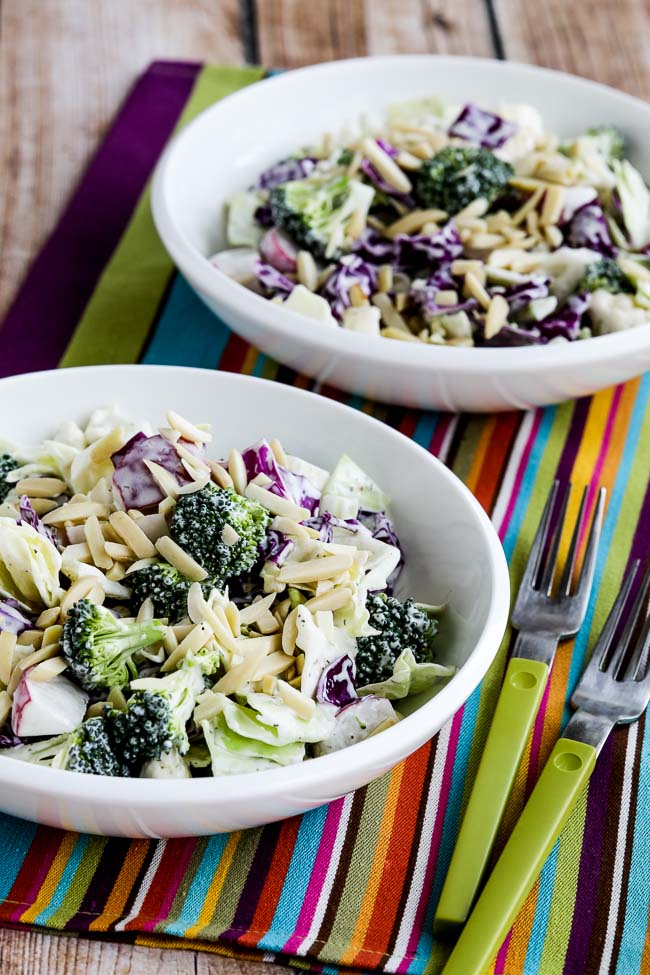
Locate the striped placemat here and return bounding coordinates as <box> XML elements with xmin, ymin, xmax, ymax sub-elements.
<box><xmin>0</xmin><ymin>61</ymin><xmax>648</xmax><ymax>975</ymax></box>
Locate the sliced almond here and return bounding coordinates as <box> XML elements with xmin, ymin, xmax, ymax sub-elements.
<box><xmin>228</xmin><ymin>449</ymin><xmax>247</xmax><ymax>495</ymax></box>
<box><xmin>245</xmin><ymin>481</ymin><xmax>310</xmax><ymax>522</ymax></box>
<box><xmin>0</xmin><ymin>631</ymin><xmax>17</xmax><ymax>685</ymax></box>
<box><xmin>155</xmin><ymin>536</ymin><xmax>208</xmax><ymax>582</ymax></box>
<box><xmin>36</xmin><ymin>607</ymin><xmax>60</xmax><ymax>629</ymax></box>
<box><xmin>161</xmin><ymin>622</ymin><xmax>213</xmax><ymax>672</ymax></box>
<box><xmin>361</xmin><ymin>138</ymin><xmax>412</xmax><ymax>194</ymax></box>
<box><xmin>209</xmin><ymin>461</ymin><xmax>234</xmax><ymax>490</ymax></box>
<box><xmin>0</xmin><ymin>690</ymin><xmax>11</xmax><ymax>725</ymax></box>
<box><xmin>15</xmin><ymin>477</ymin><xmax>68</xmax><ymax>498</ymax></box>
<box><xmin>28</xmin><ymin>657</ymin><xmax>68</xmax><ymax>682</ymax></box>
<box><xmin>167</xmin><ymin>410</ymin><xmax>211</xmax><ymax>445</ymax></box>
<box><xmin>84</xmin><ymin>514</ymin><xmax>113</xmax><ymax>570</ymax></box>
<box><xmin>277</xmin><ymin>679</ymin><xmax>316</xmax><ymax>720</ymax></box>
<box><xmin>484</xmin><ymin>294</ymin><xmax>509</xmax><ymax>340</ymax></box>
<box><xmin>239</xmin><ymin>593</ymin><xmax>277</xmax><ymax>626</ymax></box>
<box><xmin>109</xmin><ymin>510</ymin><xmax>157</xmax><ymax>559</ymax></box>
<box><xmin>143</xmin><ymin>460</ymin><xmax>180</xmax><ymax>500</ymax></box>
<box><xmin>42</xmin><ymin>501</ymin><xmax>109</xmax><ymax>526</ymax></box>
<box><xmin>42</xmin><ymin>624</ymin><xmax>63</xmax><ymax>647</ymax></box>
<box><xmin>278</xmin><ymin>552</ymin><xmax>355</xmax><ymax>584</ymax></box>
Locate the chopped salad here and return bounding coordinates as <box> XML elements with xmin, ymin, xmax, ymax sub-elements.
<box><xmin>0</xmin><ymin>408</ymin><xmax>453</xmax><ymax>779</ymax></box>
<box><xmin>213</xmin><ymin>97</ymin><xmax>650</xmax><ymax>347</ymax></box>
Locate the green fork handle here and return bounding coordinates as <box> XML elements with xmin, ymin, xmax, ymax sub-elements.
<box><xmin>434</xmin><ymin>654</ymin><xmax>550</xmax><ymax>937</ymax></box>
<box><xmin>440</xmin><ymin>737</ymin><xmax>597</xmax><ymax>975</ymax></box>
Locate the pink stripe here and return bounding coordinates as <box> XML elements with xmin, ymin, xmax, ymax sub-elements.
<box><xmin>579</xmin><ymin>383</ymin><xmax>623</xmax><ymax>547</ymax></box>
<box><xmin>495</xmin><ymin>928</ymin><xmax>514</xmax><ymax>972</ymax></box>
<box><xmin>498</xmin><ymin>410</ymin><xmax>544</xmax><ymax>541</ymax></box>
<box><xmin>395</xmin><ymin>709</ymin><xmax>465</xmax><ymax>971</ymax></box>
<box><xmin>9</xmin><ymin>841</ymin><xmax>60</xmax><ymax>921</ymax></box>
<box><xmin>429</xmin><ymin>416</ymin><xmax>453</xmax><ymax>458</ymax></box>
<box><xmin>281</xmin><ymin>799</ymin><xmax>346</xmax><ymax>952</ymax></box>
<box><xmin>137</xmin><ymin>839</ymin><xmax>198</xmax><ymax>932</ymax></box>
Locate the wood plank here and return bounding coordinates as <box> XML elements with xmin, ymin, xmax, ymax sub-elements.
<box><xmin>0</xmin><ymin>0</ymin><xmax>244</xmax><ymax>325</ymax></box>
<box><xmin>256</xmin><ymin>0</ymin><xmax>494</xmax><ymax>65</ymax></box>
<box><xmin>494</xmin><ymin>0</ymin><xmax>650</xmax><ymax>99</ymax></box>
<box><xmin>0</xmin><ymin>927</ymin><xmax>295</xmax><ymax>975</ymax></box>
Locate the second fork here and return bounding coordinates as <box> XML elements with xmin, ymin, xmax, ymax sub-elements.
<box><xmin>434</xmin><ymin>481</ymin><xmax>606</xmax><ymax>937</ymax></box>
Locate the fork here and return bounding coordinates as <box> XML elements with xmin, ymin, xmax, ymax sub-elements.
<box><xmin>441</xmin><ymin>558</ymin><xmax>650</xmax><ymax>975</ymax></box>
<box><xmin>434</xmin><ymin>481</ymin><xmax>606</xmax><ymax>936</ymax></box>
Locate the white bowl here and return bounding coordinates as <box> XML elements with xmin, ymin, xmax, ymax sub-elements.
<box><xmin>152</xmin><ymin>55</ymin><xmax>650</xmax><ymax>412</ymax></box>
<box><xmin>0</xmin><ymin>366</ymin><xmax>508</xmax><ymax>837</ymax></box>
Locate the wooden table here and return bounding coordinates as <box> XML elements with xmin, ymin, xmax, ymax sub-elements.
<box><xmin>0</xmin><ymin>0</ymin><xmax>648</xmax><ymax>971</ymax></box>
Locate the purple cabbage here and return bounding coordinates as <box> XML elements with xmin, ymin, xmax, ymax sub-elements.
<box><xmin>394</xmin><ymin>222</ymin><xmax>464</xmax><ymax>271</ymax></box>
<box><xmin>18</xmin><ymin>495</ymin><xmax>56</xmax><ymax>544</ymax></box>
<box><xmin>448</xmin><ymin>103</ymin><xmax>516</xmax><ymax>149</ymax></box>
<box><xmin>0</xmin><ymin>734</ymin><xmax>23</xmax><ymax>747</ymax></box>
<box><xmin>497</xmin><ymin>276</ymin><xmax>551</xmax><ymax>313</ymax></box>
<box><xmin>304</xmin><ymin>512</ymin><xmax>360</xmax><ymax>542</ymax></box>
<box><xmin>317</xmin><ymin>655</ymin><xmax>357</xmax><ymax>707</ymax></box>
<box><xmin>241</xmin><ymin>439</ymin><xmax>320</xmax><ymax>514</ymax></box>
<box><xmin>537</xmin><ymin>293</ymin><xmax>590</xmax><ymax>342</ymax></box>
<box><xmin>320</xmin><ymin>255</ymin><xmax>378</xmax><ymax>321</ymax></box>
<box><xmin>0</xmin><ymin>598</ymin><xmax>31</xmax><ymax>636</ymax></box>
<box><xmin>565</xmin><ymin>201</ymin><xmax>616</xmax><ymax>257</ymax></box>
<box><xmin>357</xmin><ymin>509</ymin><xmax>401</xmax><ymax>549</ymax></box>
<box><xmin>483</xmin><ymin>323</ymin><xmax>543</xmax><ymax>346</ymax></box>
<box><xmin>111</xmin><ymin>432</ymin><xmax>201</xmax><ymax>511</ymax></box>
<box><xmin>353</xmin><ymin>228</ymin><xmax>396</xmax><ymax>263</ymax></box>
<box><xmin>254</xmin><ymin>259</ymin><xmax>296</xmax><ymax>297</ymax></box>
<box><xmin>254</xmin><ymin>204</ymin><xmax>275</xmax><ymax>228</ymax></box>
<box><xmin>257</xmin><ymin>156</ymin><xmax>317</xmax><ymax>190</ymax></box>
<box><xmin>258</xmin><ymin>529</ymin><xmax>295</xmax><ymax>566</ymax></box>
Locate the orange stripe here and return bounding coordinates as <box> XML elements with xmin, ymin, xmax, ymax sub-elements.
<box><xmin>473</xmin><ymin>413</ymin><xmax>519</xmax><ymax>512</ymax></box>
<box><xmin>465</xmin><ymin>417</ymin><xmax>497</xmax><ymax>495</ymax></box>
<box><xmin>19</xmin><ymin>832</ymin><xmax>78</xmax><ymax>924</ymax></box>
<box><xmin>338</xmin><ymin>761</ymin><xmax>406</xmax><ymax>965</ymax></box>
<box><xmin>350</xmin><ymin>745</ymin><xmax>431</xmax><ymax>965</ymax></box>
<box><xmin>88</xmin><ymin>840</ymin><xmax>149</xmax><ymax>931</ymax></box>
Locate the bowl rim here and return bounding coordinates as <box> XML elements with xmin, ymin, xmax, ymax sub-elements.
<box><xmin>151</xmin><ymin>54</ymin><xmax>650</xmax><ymax>378</ymax></box>
<box><xmin>0</xmin><ymin>364</ymin><xmax>510</xmax><ymax>803</ymax></box>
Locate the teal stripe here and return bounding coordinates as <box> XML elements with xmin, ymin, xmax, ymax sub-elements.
<box><xmin>33</xmin><ymin>834</ymin><xmax>90</xmax><ymax>925</ymax></box>
<box><xmin>142</xmin><ymin>275</ymin><xmax>232</xmax><ymax>367</ymax></box>
<box><xmin>412</xmin><ymin>411</ymin><xmax>438</xmax><ymax>450</ymax></box>
<box><xmin>522</xmin><ymin>842</ymin><xmax>561</xmax><ymax>973</ymax></box>
<box><xmin>263</xmin><ymin>803</ymin><xmax>330</xmax><ymax>951</ymax></box>
<box><xmin>616</xmin><ymin>721</ymin><xmax>650</xmax><ymax>975</ymax></box>
<box><xmin>161</xmin><ymin>833</ymin><xmax>230</xmax><ymax>936</ymax></box>
<box><xmin>563</xmin><ymin>373</ymin><xmax>650</xmax><ymax>725</ymax></box>
<box><xmin>0</xmin><ymin>814</ymin><xmax>37</xmax><ymax>901</ymax></box>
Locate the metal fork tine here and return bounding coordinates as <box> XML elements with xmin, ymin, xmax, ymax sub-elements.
<box><xmin>539</xmin><ymin>481</ymin><xmax>571</xmax><ymax>595</ymax></box>
<box><xmin>558</xmin><ymin>485</ymin><xmax>589</xmax><ymax>597</ymax></box>
<box><xmin>607</xmin><ymin>562</ymin><xmax>650</xmax><ymax>679</ymax></box>
<box><xmin>623</xmin><ymin>607</ymin><xmax>650</xmax><ymax>682</ymax></box>
<box><xmin>588</xmin><ymin>560</ymin><xmax>640</xmax><ymax>673</ymax></box>
<box><xmin>572</xmin><ymin>487</ymin><xmax>607</xmax><ymax>603</ymax></box>
<box><xmin>519</xmin><ymin>480</ymin><xmax>559</xmax><ymax>593</ymax></box>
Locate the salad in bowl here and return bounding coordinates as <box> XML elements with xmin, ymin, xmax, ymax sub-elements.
<box><xmin>0</xmin><ymin>406</ymin><xmax>453</xmax><ymax>780</ymax></box>
<box><xmin>214</xmin><ymin>97</ymin><xmax>650</xmax><ymax>348</ymax></box>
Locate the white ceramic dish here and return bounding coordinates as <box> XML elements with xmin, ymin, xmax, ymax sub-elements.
<box><xmin>152</xmin><ymin>55</ymin><xmax>650</xmax><ymax>412</ymax></box>
<box><xmin>0</xmin><ymin>365</ymin><xmax>508</xmax><ymax>837</ymax></box>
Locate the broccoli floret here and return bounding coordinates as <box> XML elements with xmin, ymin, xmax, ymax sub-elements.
<box><xmin>269</xmin><ymin>172</ymin><xmax>371</xmax><ymax>260</ymax></box>
<box><xmin>584</xmin><ymin>125</ymin><xmax>625</xmax><ymax>164</ymax></box>
<box><xmin>2</xmin><ymin>718</ymin><xmax>130</xmax><ymax>776</ymax></box>
<box><xmin>577</xmin><ymin>257</ymin><xmax>634</xmax><ymax>294</ymax></box>
<box><xmin>128</xmin><ymin>561</ymin><xmax>214</xmax><ymax>621</ymax></box>
<box><xmin>110</xmin><ymin>660</ymin><xmax>206</xmax><ymax>760</ymax></box>
<box><xmin>108</xmin><ymin>690</ymin><xmax>176</xmax><ymax>765</ymax></box>
<box><xmin>0</xmin><ymin>454</ymin><xmax>17</xmax><ymax>503</ymax></box>
<box><xmin>170</xmin><ymin>485</ymin><xmax>271</xmax><ymax>585</ymax></box>
<box><xmin>62</xmin><ymin>598</ymin><xmax>166</xmax><ymax>691</ymax></box>
<box><xmin>354</xmin><ymin>594</ymin><xmax>438</xmax><ymax>687</ymax></box>
<box><xmin>412</xmin><ymin>146</ymin><xmax>513</xmax><ymax>215</ymax></box>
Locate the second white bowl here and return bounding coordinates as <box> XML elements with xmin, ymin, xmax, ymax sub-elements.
<box><xmin>152</xmin><ymin>56</ymin><xmax>650</xmax><ymax>412</ymax></box>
